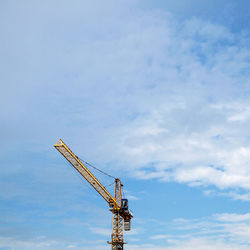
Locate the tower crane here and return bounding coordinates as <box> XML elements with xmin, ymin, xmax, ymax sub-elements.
<box><xmin>54</xmin><ymin>139</ymin><xmax>133</xmax><ymax>250</ymax></box>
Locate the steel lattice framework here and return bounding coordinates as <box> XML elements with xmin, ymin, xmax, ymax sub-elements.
<box><xmin>54</xmin><ymin>139</ymin><xmax>133</xmax><ymax>249</ymax></box>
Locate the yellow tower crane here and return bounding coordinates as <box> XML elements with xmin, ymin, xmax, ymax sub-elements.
<box><xmin>54</xmin><ymin>139</ymin><xmax>133</xmax><ymax>250</ymax></box>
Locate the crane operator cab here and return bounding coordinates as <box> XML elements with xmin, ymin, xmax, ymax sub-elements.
<box><xmin>121</xmin><ymin>199</ymin><xmax>131</xmax><ymax>231</ymax></box>
<box><xmin>121</xmin><ymin>199</ymin><xmax>128</xmax><ymax>211</ymax></box>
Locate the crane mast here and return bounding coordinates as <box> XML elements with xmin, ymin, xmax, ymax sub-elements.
<box><xmin>54</xmin><ymin>139</ymin><xmax>133</xmax><ymax>250</ymax></box>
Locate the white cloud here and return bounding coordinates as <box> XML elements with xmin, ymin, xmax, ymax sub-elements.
<box><xmin>89</xmin><ymin>227</ymin><xmax>110</xmax><ymax>236</ymax></box>
<box><xmin>1</xmin><ymin>0</ymin><xmax>250</xmax><ymax>205</ymax></box>
<box><xmin>117</xmin><ymin>99</ymin><xmax>250</xmax><ymax>195</ymax></box>
<box><xmin>150</xmin><ymin>234</ymin><xmax>169</xmax><ymax>240</ymax></box>
<box><xmin>1</xmin><ymin>2</ymin><xmax>250</xmax><ymax>250</ymax></box>
<box><xmin>145</xmin><ymin>212</ymin><xmax>250</xmax><ymax>249</ymax></box>
<box><xmin>0</xmin><ymin>236</ymin><xmax>109</xmax><ymax>250</ymax></box>
<box><xmin>0</xmin><ymin>236</ymin><xmax>82</xmax><ymax>250</ymax></box>
<box><xmin>215</xmin><ymin>213</ymin><xmax>250</xmax><ymax>222</ymax></box>
<box><xmin>126</xmin><ymin>194</ymin><xmax>139</xmax><ymax>201</ymax></box>
<box><xmin>3</xmin><ymin>236</ymin><xmax>249</xmax><ymax>250</ymax></box>
<box><xmin>2</xmin><ymin>213</ymin><xmax>250</xmax><ymax>249</ymax></box>
<box><xmin>127</xmin><ymin>238</ymin><xmax>250</xmax><ymax>250</ymax></box>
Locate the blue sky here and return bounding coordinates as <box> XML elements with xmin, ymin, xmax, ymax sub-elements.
<box><xmin>1</xmin><ymin>0</ymin><xmax>250</xmax><ymax>249</ymax></box>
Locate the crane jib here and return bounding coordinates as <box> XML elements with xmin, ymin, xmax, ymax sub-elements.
<box><xmin>54</xmin><ymin>139</ymin><xmax>120</xmax><ymax>209</ymax></box>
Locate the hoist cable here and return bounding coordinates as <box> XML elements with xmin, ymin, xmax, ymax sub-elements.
<box><xmin>104</xmin><ymin>181</ymin><xmax>115</xmax><ymax>189</ymax></box>
<box><xmin>78</xmin><ymin>157</ymin><xmax>116</xmax><ymax>179</ymax></box>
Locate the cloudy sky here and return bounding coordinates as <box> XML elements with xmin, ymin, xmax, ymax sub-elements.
<box><xmin>1</xmin><ymin>0</ymin><xmax>250</xmax><ymax>249</ymax></box>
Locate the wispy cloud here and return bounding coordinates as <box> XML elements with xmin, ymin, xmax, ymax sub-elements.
<box><xmin>148</xmin><ymin>212</ymin><xmax>250</xmax><ymax>246</ymax></box>
<box><xmin>0</xmin><ymin>236</ymin><xmax>109</xmax><ymax>250</ymax></box>
<box><xmin>1</xmin><ymin>1</ymin><xmax>250</xmax><ymax>249</ymax></box>
<box><xmin>127</xmin><ymin>238</ymin><xmax>250</xmax><ymax>250</ymax></box>
<box><xmin>1</xmin><ymin>1</ymin><xmax>250</xmax><ymax>197</ymax></box>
